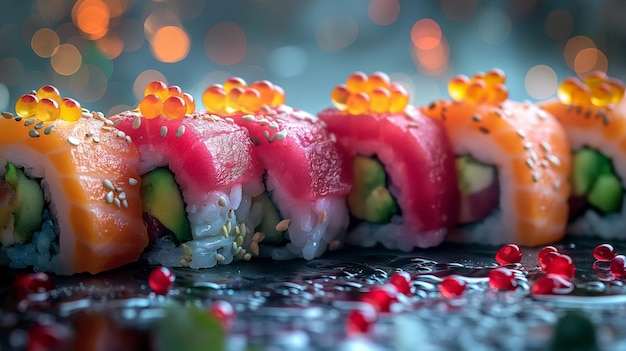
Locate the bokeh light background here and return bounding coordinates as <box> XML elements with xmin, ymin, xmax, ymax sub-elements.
<box><xmin>0</xmin><ymin>0</ymin><xmax>625</xmax><ymax>116</ymax></box>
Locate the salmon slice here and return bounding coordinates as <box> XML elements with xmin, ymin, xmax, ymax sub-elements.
<box><xmin>420</xmin><ymin>99</ymin><xmax>571</xmax><ymax>246</ymax></box>
<box><xmin>0</xmin><ymin>112</ymin><xmax>148</xmax><ymax>274</ymax></box>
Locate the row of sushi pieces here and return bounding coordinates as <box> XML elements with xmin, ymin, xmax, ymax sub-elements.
<box><xmin>0</xmin><ymin>69</ymin><xmax>623</xmax><ymax>275</ymax></box>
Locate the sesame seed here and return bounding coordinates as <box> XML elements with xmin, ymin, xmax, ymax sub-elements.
<box><xmin>540</xmin><ymin>142</ymin><xmax>551</xmax><ymax>153</ymax></box>
<box><xmin>105</xmin><ymin>191</ymin><xmax>114</xmax><ymax>204</ymax></box>
<box><xmin>428</xmin><ymin>102</ymin><xmax>436</xmax><ymax>110</ymax></box>
<box><xmin>263</xmin><ymin>130</ymin><xmax>271</xmax><ymax>142</ymax></box>
<box><xmin>554</xmin><ymin>180</ymin><xmax>561</xmax><ymax>190</ymax></box>
<box><xmin>221</xmin><ymin>226</ymin><xmax>229</xmax><ymax>238</ymax></box>
<box><xmin>217</xmin><ymin>196</ymin><xmax>227</xmax><ymax>207</ymax></box>
<box><xmin>532</xmin><ymin>172</ymin><xmax>540</xmax><ymax>182</ymax></box>
<box><xmin>81</xmin><ymin>111</ymin><xmax>92</xmax><ymax>119</ymax></box>
<box><xmin>92</xmin><ymin>136</ymin><xmax>100</xmax><ymax>143</ymax></box>
<box><xmin>530</xmin><ymin>151</ymin><xmax>538</xmax><ymax>163</ymax></box>
<box><xmin>516</xmin><ymin>130</ymin><xmax>526</xmax><ymax>139</ymax></box>
<box><xmin>240</xmin><ymin>222</ymin><xmax>247</xmax><ymax>234</ymax></box>
<box><xmin>525</xmin><ymin>159</ymin><xmax>534</xmax><ymax>169</ymax></box>
<box><xmin>584</xmin><ymin>109</ymin><xmax>592</xmax><ymax>119</ymax></box>
<box><xmin>128</xmin><ymin>177</ymin><xmax>138</xmax><ymax>186</ymax></box>
<box><xmin>116</xmin><ymin>130</ymin><xmax>126</xmax><ymax>138</ymax></box>
<box><xmin>541</xmin><ymin>160</ymin><xmax>549</xmax><ymax>168</ymax></box>
<box><xmin>14</xmin><ymin>117</ymin><xmax>22</xmax><ymax>122</ymax></box>
<box><xmin>478</xmin><ymin>126</ymin><xmax>490</xmax><ymax>134</ymax></box>
<box><xmin>537</xmin><ymin>110</ymin><xmax>548</xmax><ymax>120</ymax></box>
<box><xmin>275</xmin><ymin>130</ymin><xmax>287</xmax><ymax>141</ymax></box>
<box><xmin>234</xmin><ymin>224</ymin><xmax>240</xmax><ymax>235</ymax></box>
<box><xmin>180</xmin><ymin>259</ymin><xmax>189</xmax><ymax>267</ymax></box>
<box><xmin>319</xmin><ymin>211</ymin><xmax>327</xmax><ymax>224</ymax></box>
<box><xmin>117</xmin><ymin>192</ymin><xmax>126</xmax><ymax>200</ymax></box>
<box><xmin>43</xmin><ymin>124</ymin><xmax>55</xmax><ymax>135</ymax></box>
<box><xmin>103</xmin><ymin>179</ymin><xmax>115</xmax><ymax>190</ymax></box>
<box><xmin>104</xmin><ymin>119</ymin><xmax>114</xmax><ymax>126</ymax></box>
<box><xmin>275</xmin><ymin>219</ymin><xmax>291</xmax><ymax>232</ymax></box>
<box><xmin>125</xmin><ymin>135</ymin><xmax>132</xmax><ymax>143</ymax></box>
<box><xmin>101</xmin><ymin>126</ymin><xmax>113</xmax><ymax>132</ymax></box>
<box><xmin>257</xmin><ymin>118</ymin><xmax>269</xmax><ymax>125</ymax></box>
<box><xmin>407</xmin><ymin>122</ymin><xmax>419</xmax><ymax>128</ymax></box>
<box><xmin>523</xmin><ymin>142</ymin><xmax>532</xmax><ymax>150</ymax></box>
<box><xmin>472</xmin><ymin>114</ymin><xmax>482</xmax><ymax>122</ymax></box>
<box><xmin>132</xmin><ymin>117</ymin><xmax>141</xmax><ymax>129</ymax></box>
<box><xmin>67</xmin><ymin>136</ymin><xmax>80</xmax><ymax>146</ymax></box>
<box><xmin>160</xmin><ymin>126</ymin><xmax>168</xmax><ymax>138</ymax></box>
<box><xmin>547</xmin><ymin>154</ymin><xmax>561</xmax><ymax>167</ymax></box>
<box><xmin>236</xmin><ymin>235</ymin><xmax>244</xmax><ymax>247</ymax></box>
<box><xmin>182</xmin><ymin>243</ymin><xmax>192</xmax><ymax>256</ymax></box>
<box><xmin>269</xmin><ymin>121</ymin><xmax>279</xmax><ymax>129</ymax></box>
<box><xmin>225</xmin><ymin>117</ymin><xmax>234</xmax><ymax>124</ymax></box>
<box><xmin>225</xmin><ymin>220</ymin><xmax>231</xmax><ymax>233</ymax></box>
<box><xmin>228</xmin><ymin>209</ymin><xmax>234</xmax><ymax>218</ymax></box>
<box><xmin>85</xmin><ymin>131</ymin><xmax>93</xmax><ymax>137</ymax></box>
<box><xmin>34</xmin><ymin>121</ymin><xmax>44</xmax><ymax>130</ymax></box>
<box><xmin>232</xmin><ymin>242</ymin><xmax>238</xmax><ymax>250</ymax></box>
<box><xmin>215</xmin><ymin>253</ymin><xmax>226</xmax><ymax>262</ymax></box>
<box><xmin>24</xmin><ymin>118</ymin><xmax>36</xmax><ymax>126</ymax></box>
<box><xmin>175</xmin><ymin>125</ymin><xmax>185</xmax><ymax>138</ymax></box>
<box><xmin>234</xmin><ymin>246</ymin><xmax>243</xmax><ymax>256</ymax></box>
<box><xmin>243</xmin><ymin>253</ymin><xmax>252</xmax><ymax>261</ymax></box>
<box><xmin>113</xmin><ymin>198</ymin><xmax>121</xmax><ymax>208</ymax></box>
<box><xmin>115</xmin><ymin>187</ymin><xmax>123</xmax><ymax>192</ymax></box>
<box><xmin>242</xmin><ymin>114</ymin><xmax>255</xmax><ymax>122</ymax></box>
<box><xmin>1</xmin><ymin>112</ymin><xmax>14</xmax><ymax>119</ymax></box>
<box><xmin>122</xmin><ymin>199</ymin><xmax>128</xmax><ymax>208</ymax></box>
<box><xmin>28</xmin><ymin>130</ymin><xmax>40</xmax><ymax>138</ymax></box>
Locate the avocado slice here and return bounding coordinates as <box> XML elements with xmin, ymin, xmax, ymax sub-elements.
<box><xmin>4</xmin><ymin>163</ymin><xmax>44</xmax><ymax>244</ymax></box>
<box><xmin>347</xmin><ymin>155</ymin><xmax>399</xmax><ymax>223</ymax></box>
<box><xmin>455</xmin><ymin>155</ymin><xmax>496</xmax><ymax>195</ymax></box>
<box><xmin>251</xmin><ymin>193</ymin><xmax>285</xmax><ymax>245</ymax></box>
<box><xmin>140</xmin><ymin>168</ymin><xmax>192</xmax><ymax>242</ymax></box>
<box><xmin>571</xmin><ymin>148</ymin><xmax>613</xmax><ymax>195</ymax></box>
<box><xmin>588</xmin><ymin>173</ymin><xmax>623</xmax><ymax>214</ymax></box>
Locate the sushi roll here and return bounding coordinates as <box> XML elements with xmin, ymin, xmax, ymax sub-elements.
<box><xmin>0</xmin><ymin>86</ymin><xmax>148</xmax><ymax>274</ymax></box>
<box><xmin>420</xmin><ymin>69</ymin><xmax>571</xmax><ymax>246</ymax></box>
<box><xmin>111</xmin><ymin>81</ymin><xmax>264</xmax><ymax>268</ymax></box>
<box><xmin>318</xmin><ymin>72</ymin><xmax>459</xmax><ymax>251</ymax></box>
<box><xmin>540</xmin><ymin>72</ymin><xmax>626</xmax><ymax>239</ymax></box>
<box><xmin>201</xmin><ymin>78</ymin><xmax>351</xmax><ymax>260</ymax></box>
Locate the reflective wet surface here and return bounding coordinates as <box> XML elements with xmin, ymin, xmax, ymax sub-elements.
<box><xmin>2</xmin><ymin>237</ymin><xmax>626</xmax><ymax>350</ymax></box>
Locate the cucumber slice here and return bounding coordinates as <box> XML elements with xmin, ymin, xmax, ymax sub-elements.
<box><xmin>347</xmin><ymin>155</ymin><xmax>399</xmax><ymax>223</ymax></box>
<box><xmin>455</xmin><ymin>155</ymin><xmax>496</xmax><ymax>195</ymax></box>
<box><xmin>4</xmin><ymin>163</ymin><xmax>44</xmax><ymax>244</ymax></box>
<box><xmin>571</xmin><ymin>148</ymin><xmax>613</xmax><ymax>195</ymax></box>
<box><xmin>588</xmin><ymin>173</ymin><xmax>623</xmax><ymax>214</ymax></box>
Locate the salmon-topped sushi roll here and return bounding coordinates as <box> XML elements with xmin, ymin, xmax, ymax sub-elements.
<box><xmin>541</xmin><ymin>72</ymin><xmax>626</xmax><ymax>239</ymax></box>
<box><xmin>420</xmin><ymin>69</ymin><xmax>571</xmax><ymax>246</ymax></box>
<box><xmin>0</xmin><ymin>86</ymin><xmax>148</xmax><ymax>274</ymax></box>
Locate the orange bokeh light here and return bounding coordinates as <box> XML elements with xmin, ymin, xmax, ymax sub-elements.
<box><xmin>51</xmin><ymin>43</ymin><xmax>82</xmax><ymax>76</ymax></box>
<box><xmin>96</xmin><ymin>30</ymin><xmax>124</xmax><ymax>59</ymax></box>
<box><xmin>73</xmin><ymin>0</ymin><xmax>111</xmax><ymax>40</ymax></box>
<box><xmin>151</xmin><ymin>26</ymin><xmax>190</xmax><ymax>63</ymax></box>
<box><xmin>368</xmin><ymin>0</ymin><xmax>400</xmax><ymax>26</ymax></box>
<box><xmin>564</xmin><ymin>35</ymin><xmax>595</xmax><ymax>71</ymax></box>
<box><xmin>411</xmin><ymin>18</ymin><xmax>442</xmax><ymax>50</ymax></box>
<box><xmin>413</xmin><ymin>36</ymin><xmax>449</xmax><ymax>76</ymax></box>
<box><xmin>574</xmin><ymin>48</ymin><xmax>608</xmax><ymax>78</ymax></box>
<box><xmin>31</xmin><ymin>28</ymin><xmax>60</xmax><ymax>58</ymax></box>
<box><xmin>204</xmin><ymin>21</ymin><xmax>247</xmax><ymax>65</ymax></box>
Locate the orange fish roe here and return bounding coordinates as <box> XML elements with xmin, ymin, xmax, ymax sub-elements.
<box><xmin>447</xmin><ymin>68</ymin><xmax>509</xmax><ymax>105</ymax></box>
<box><xmin>138</xmin><ymin>81</ymin><xmax>196</xmax><ymax>119</ymax></box>
<box><xmin>202</xmin><ymin>77</ymin><xmax>286</xmax><ymax>114</ymax></box>
<box><xmin>15</xmin><ymin>86</ymin><xmax>83</xmax><ymax>122</ymax></box>
<box><xmin>557</xmin><ymin>71</ymin><xmax>625</xmax><ymax>108</ymax></box>
<box><xmin>331</xmin><ymin>72</ymin><xmax>409</xmax><ymax>114</ymax></box>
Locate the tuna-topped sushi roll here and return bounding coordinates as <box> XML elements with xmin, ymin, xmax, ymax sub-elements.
<box><xmin>420</xmin><ymin>69</ymin><xmax>571</xmax><ymax>246</ymax></box>
<box><xmin>318</xmin><ymin>72</ymin><xmax>459</xmax><ymax>250</ymax></box>
<box><xmin>541</xmin><ymin>72</ymin><xmax>626</xmax><ymax>239</ymax></box>
<box><xmin>201</xmin><ymin>78</ymin><xmax>351</xmax><ymax>260</ymax></box>
<box><xmin>0</xmin><ymin>86</ymin><xmax>148</xmax><ymax>274</ymax></box>
<box><xmin>111</xmin><ymin>81</ymin><xmax>264</xmax><ymax>268</ymax></box>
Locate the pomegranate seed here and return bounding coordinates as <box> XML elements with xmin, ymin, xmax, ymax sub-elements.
<box><xmin>488</xmin><ymin>267</ymin><xmax>517</xmax><ymax>291</ymax></box>
<box><xmin>345</xmin><ymin>305</ymin><xmax>377</xmax><ymax>336</ymax></box>
<box><xmin>538</xmin><ymin>246</ymin><xmax>558</xmax><ymax>270</ymax></box>
<box><xmin>148</xmin><ymin>267</ymin><xmax>175</xmax><ymax>295</ymax></box>
<box><xmin>610</xmin><ymin>255</ymin><xmax>626</xmax><ymax>277</ymax></box>
<box><xmin>13</xmin><ymin>273</ymin><xmax>54</xmax><ymax>301</ymax></box>
<box><xmin>389</xmin><ymin>271</ymin><xmax>412</xmax><ymax>295</ymax></box>
<box><xmin>439</xmin><ymin>277</ymin><xmax>467</xmax><ymax>298</ymax></box>
<box><xmin>209</xmin><ymin>300</ymin><xmax>235</xmax><ymax>331</ymax></box>
<box><xmin>531</xmin><ymin>274</ymin><xmax>574</xmax><ymax>295</ymax></box>
<box><xmin>26</xmin><ymin>323</ymin><xmax>71</xmax><ymax>351</ymax></box>
<box><xmin>546</xmin><ymin>253</ymin><xmax>575</xmax><ymax>280</ymax></box>
<box><xmin>359</xmin><ymin>284</ymin><xmax>398</xmax><ymax>313</ymax></box>
<box><xmin>495</xmin><ymin>244</ymin><xmax>523</xmax><ymax>264</ymax></box>
<box><xmin>593</xmin><ymin>243</ymin><xmax>617</xmax><ymax>261</ymax></box>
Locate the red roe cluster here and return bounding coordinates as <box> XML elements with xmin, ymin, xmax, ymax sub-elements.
<box><xmin>557</xmin><ymin>71</ymin><xmax>625</xmax><ymax>107</ymax></box>
<box><xmin>447</xmin><ymin>68</ymin><xmax>508</xmax><ymax>105</ymax></box>
<box><xmin>531</xmin><ymin>246</ymin><xmax>575</xmax><ymax>295</ymax></box>
<box><xmin>331</xmin><ymin>71</ymin><xmax>409</xmax><ymax>115</ymax></box>
<box><xmin>201</xmin><ymin>77</ymin><xmax>285</xmax><ymax>115</ymax></box>
<box><xmin>139</xmin><ymin>81</ymin><xmax>196</xmax><ymax>120</ymax></box>
<box><xmin>15</xmin><ymin>85</ymin><xmax>82</xmax><ymax>122</ymax></box>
